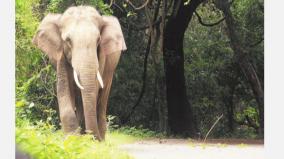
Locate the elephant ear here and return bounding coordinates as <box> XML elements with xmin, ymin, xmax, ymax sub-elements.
<box><xmin>99</xmin><ymin>16</ymin><xmax>127</xmax><ymax>55</ymax></box>
<box><xmin>32</xmin><ymin>14</ymin><xmax>63</xmax><ymax>66</ymax></box>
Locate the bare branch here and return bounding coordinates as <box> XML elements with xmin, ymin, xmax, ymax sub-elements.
<box><xmin>194</xmin><ymin>11</ymin><xmax>225</xmax><ymax>27</ymax></box>
<box><xmin>120</xmin><ymin>17</ymin><xmax>161</xmax><ymax>31</ymax></box>
<box><xmin>112</xmin><ymin>3</ymin><xmax>126</xmax><ymax>13</ymax></box>
<box><xmin>121</xmin><ymin>36</ymin><xmax>151</xmax><ymax>124</ymax></box>
<box><xmin>122</xmin><ymin>2</ymin><xmax>162</xmax><ymax>124</ymax></box>
<box><xmin>109</xmin><ymin>0</ymin><xmax>114</xmax><ymax>6</ymax></box>
<box><xmin>203</xmin><ymin>114</ymin><xmax>223</xmax><ymax>142</ymax></box>
<box><xmin>126</xmin><ymin>0</ymin><xmax>150</xmax><ymax>10</ymax></box>
<box><xmin>145</xmin><ymin>6</ymin><xmax>153</xmax><ymax>35</ymax></box>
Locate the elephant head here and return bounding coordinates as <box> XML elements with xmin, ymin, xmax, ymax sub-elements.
<box><xmin>32</xmin><ymin>6</ymin><xmax>126</xmax><ymax>140</ymax></box>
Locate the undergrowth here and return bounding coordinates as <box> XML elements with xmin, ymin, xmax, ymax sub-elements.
<box><xmin>16</xmin><ymin>118</ymin><xmax>135</xmax><ymax>159</ymax></box>
<box><xmin>16</xmin><ymin>114</ymin><xmax>162</xmax><ymax>159</ymax></box>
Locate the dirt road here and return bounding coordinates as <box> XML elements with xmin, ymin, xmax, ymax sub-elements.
<box><xmin>120</xmin><ymin>139</ymin><xmax>264</xmax><ymax>159</ymax></box>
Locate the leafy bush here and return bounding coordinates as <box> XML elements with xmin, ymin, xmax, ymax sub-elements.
<box><xmin>114</xmin><ymin>126</ymin><xmax>165</xmax><ymax>138</ymax></box>
<box><xmin>16</xmin><ymin>118</ymin><xmax>133</xmax><ymax>159</ymax></box>
<box><xmin>46</xmin><ymin>0</ymin><xmax>112</xmax><ymax>14</ymax></box>
<box><xmin>107</xmin><ymin>115</ymin><xmax>164</xmax><ymax>138</ymax></box>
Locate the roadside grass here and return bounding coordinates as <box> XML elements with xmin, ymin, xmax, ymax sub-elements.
<box><xmin>16</xmin><ymin>119</ymin><xmax>150</xmax><ymax>159</ymax></box>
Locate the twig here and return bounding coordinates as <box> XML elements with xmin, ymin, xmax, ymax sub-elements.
<box><xmin>126</xmin><ymin>0</ymin><xmax>149</xmax><ymax>10</ymax></box>
<box><xmin>203</xmin><ymin>114</ymin><xmax>223</xmax><ymax>142</ymax></box>
<box><xmin>109</xmin><ymin>0</ymin><xmax>114</xmax><ymax>6</ymax></box>
<box><xmin>112</xmin><ymin>3</ymin><xmax>127</xmax><ymax>13</ymax></box>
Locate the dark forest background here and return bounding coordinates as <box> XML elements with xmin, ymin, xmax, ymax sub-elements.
<box><xmin>16</xmin><ymin>0</ymin><xmax>264</xmax><ymax>139</ymax></box>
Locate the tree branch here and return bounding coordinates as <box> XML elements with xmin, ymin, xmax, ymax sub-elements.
<box><xmin>121</xmin><ymin>36</ymin><xmax>151</xmax><ymax>124</ymax></box>
<box><xmin>120</xmin><ymin>17</ymin><xmax>161</xmax><ymax>31</ymax></box>
<box><xmin>109</xmin><ymin>0</ymin><xmax>114</xmax><ymax>6</ymax></box>
<box><xmin>121</xmin><ymin>2</ymin><xmax>162</xmax><ymax>124</ymax></box>
<box><xmin>171</xmin><ymin>0</ymin><xmax>182</xmax><ymax>18</ymax></box>
<box><xmin>194</xmin><ymin>11</ymin><xmax>225</xmax><ymax>27</ymax></box>
<box><xmin>203</xmin><ymin>114</ymin><xmax>223</xmax><ymax>142</ymax></box>
<box><xmin>126</xmin><ymin>0</ymin><xmax>150</xmax><ymax>10</ymax></box>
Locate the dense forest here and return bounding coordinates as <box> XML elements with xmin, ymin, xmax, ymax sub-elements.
<box><xmin>16</xmin><ymin>0</ymin><xmax>264</xmax><ymax>157</ymax></box>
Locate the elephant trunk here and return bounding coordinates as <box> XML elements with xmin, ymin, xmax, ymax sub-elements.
<box><xmin>72</xmin><ymin>51</ymin><xmax>102</xmax><ymax>141</ymax></box>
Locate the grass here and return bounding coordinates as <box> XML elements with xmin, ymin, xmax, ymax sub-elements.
<box><xmin>16</xmin><ymin>119</ymin><xmax>148</xmax><ymax>159</ymax></box>
<box><xmin>237</xmin><ymin>143</ymin><xmax>248</xmax><ymax>148</ymax></box>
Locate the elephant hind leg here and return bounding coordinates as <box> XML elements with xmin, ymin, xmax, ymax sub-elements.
<box><xmin>97</xmin><ymin>52</ymin><xmax>121</xmax><ymax>140</ymax></box>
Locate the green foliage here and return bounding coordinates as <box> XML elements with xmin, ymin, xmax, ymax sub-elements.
<box><xmin>16</xmin><ymin>63</ymin><xmax>59</xmax><ymax>127</ymax></box>
<box><xmin>235</xmin><ymin>106</ymin><xmax>259</xmax><ymax>127</ymax></box>
<box><xmin>46</xmin><ymin>0</ymin><xmax>65</xmax><ymax>13</ymax></box>
<box><xmin>16</xmin><ymin>0</ymin><xmax>59</xmax><ymax>126</ymax></box>
<box><xmin>16</xmin><ymin>0</ymin><xmax>42</xmax><ymax>85</ymax></box>
<box><xmin>184</xmin><ymin>5</ymin><xmax>231</xmax><ymax>137</ymax></box>
<box><xmin>16</xmin><ymin>0</ymin><xmax>39</xmax><ymax>37</ymax></box>
<box><xmin>107</xmin><ymin>116</ymin><xmax>165</xmax><ymax>138</ymax></box>
<box><xmin>77</xmin><ymin>0</ymin><xmax>113</xmax><ymax>15</ymax></box>
<box><xmin>115</xmin><ymin>126</ymin><xmax>165</xmax><ymax>139</ymax></box>
<box><xmin>16</xmin><ymin>118</ymin><xmax>133</xmax><ymax>159</ymax></box>
<box><xmin>46</xmin><ymin>0</ymin><xmax>113</xmax><ymax>14</ymax></box>
<box><xmin>183</xmin><ymin>0</ymin><xmax>263</xmax><ymax>138</ymax></box>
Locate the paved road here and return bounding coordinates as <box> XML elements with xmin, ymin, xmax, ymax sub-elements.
<box><xmin>120</xmin><ymin>139</ymin><xmax>264</xmax><ymax>159</ymax></box>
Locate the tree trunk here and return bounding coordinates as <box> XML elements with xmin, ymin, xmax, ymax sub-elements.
<box><xmin>238</xmin><ymin>58</ymin><xmax>264</xmax><ymax>134</ymax></box>
<box><xmin>153</xmin><ymin>61</ymin><xmax>167</xmax><ymax>133</ymax></box>
<box><xmin>162</xmin><ymin>0</ymin><xmax>201</xmax><ymax>137</ymax></box>
<box><xmin>224</xmin><ymin>86</ymin><xmax>235</xmax><ymax>132</ymax></box>
<box><xmin>215</xmin><ymin>1</ymin><xmax>264</xmax><ymax>135</ymax></box>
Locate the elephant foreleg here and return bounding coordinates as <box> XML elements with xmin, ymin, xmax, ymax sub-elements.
<box><xmin>97</xmin><ymin>52</ymin><xmax>121</xmax><ymax>140</ymax></box>
<box><xmin>56</xmin><ymin>57</ymin><xmax>79</xmax><ymax>133</ymax></box>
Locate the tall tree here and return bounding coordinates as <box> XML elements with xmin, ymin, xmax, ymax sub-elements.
<box><xmin>214</xmin><ymin>0</ymin><xmax>264</xmax><ymax>134</ymax></box>
<box><xmin>162</xmin><ymin>0</ymin><xmax>203</xmax><ymax>137</ymax></box>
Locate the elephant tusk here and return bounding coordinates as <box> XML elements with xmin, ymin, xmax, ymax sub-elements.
<box><xmin>73</xmin><ymin>70</ymin><xmax>84</xmax><ymax>90</ymax></box>
<box><xmin>97</xmin><ymin>72</ymin><xmax>104</xmax><ymax>88</ymax></box>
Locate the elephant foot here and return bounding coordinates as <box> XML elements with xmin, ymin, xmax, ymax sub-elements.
<box><xmin>85</xmin><ymin>129</ymin><xmax>102</xmax><ymax>141</ymax></box>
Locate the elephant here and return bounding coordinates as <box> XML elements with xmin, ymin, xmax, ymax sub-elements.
<box><xmin>32</xmin><ymin>6</ymin><xmax>127</xmax><ymax>141</ymax></box>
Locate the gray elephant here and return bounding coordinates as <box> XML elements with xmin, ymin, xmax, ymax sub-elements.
<box><xmin>32</xmin><ymin>6</ymin><xmax>127</xmax><ymax>141</ymax></box>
